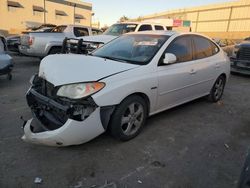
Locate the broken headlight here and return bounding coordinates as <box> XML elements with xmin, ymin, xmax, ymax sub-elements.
<box><xmin>57</xmin><ymin>82</ymin><xmax>105</xmax><ymax>99</ymax></box>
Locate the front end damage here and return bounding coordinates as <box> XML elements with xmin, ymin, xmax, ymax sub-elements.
<box><xmin>22</xmin><ymin>75</ymin><xmax>112</xmax><ymax>146</ymax></box>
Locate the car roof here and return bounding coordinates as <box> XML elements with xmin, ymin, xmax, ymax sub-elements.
<box><xmin>125</xmin><ymin>31</ymin><xmax>213</xmax><ymax>39</ymax></box>
<box><xmin>126</xmin><ymin>30</ymin><xmax>178</xmax><ymax>36</ymax></box>
<box><xmin>116</xmin><ymin>22</ymin><xmax>165</xmax><ymax>26</ymax></box>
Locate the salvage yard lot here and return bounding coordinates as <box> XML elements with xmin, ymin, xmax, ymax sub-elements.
<box><xmin>0</xmin><ymin>55</ymin><xmax>250</xmax><ymax>188</ymax></box>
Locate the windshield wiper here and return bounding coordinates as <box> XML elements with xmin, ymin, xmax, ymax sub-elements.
<box><xmin>96</xmin><ymin>55</ymin><xmax>129</xmax><ymax>63</ymax></box>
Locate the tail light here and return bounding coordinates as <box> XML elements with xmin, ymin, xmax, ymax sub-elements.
<box><xmin>28</xmin><ymin>37</ymin><xmax>34</xmax><ymax>46</ymax></box>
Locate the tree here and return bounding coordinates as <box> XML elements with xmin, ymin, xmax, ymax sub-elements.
<box><xmin>119</xmin><ymin>15</ymin><xmax>129</xmax><ymax>23</ymax></box>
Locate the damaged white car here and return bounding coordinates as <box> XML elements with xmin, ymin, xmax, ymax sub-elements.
<box><xmin>22</xmin><ymin>31</ymin><xmax>230</xmax><ymax>146</ymax></box>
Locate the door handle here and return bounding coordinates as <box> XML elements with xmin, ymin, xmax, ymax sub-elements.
<box><xmin>189</xmin><ymin>69</ymin><xmax>196</xmax><ymax>75</ymax></box>
<box><xmin>215</xmin><ymin>63</ymin><xmax>221</xmax><ymax>68</ymax></box>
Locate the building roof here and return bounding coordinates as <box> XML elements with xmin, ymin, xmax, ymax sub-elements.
<box><xmin>142</xmin><ymin>0</ymin><xmax>250</xmax><ymax>19</ymax></box>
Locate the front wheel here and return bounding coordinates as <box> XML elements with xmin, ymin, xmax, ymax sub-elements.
<box><xmin>109</xmin><ymin>95</ymin><xmax>147</xmax><ymax>141</ymax></box>
<box><xmin>208</xmin><ymin>75</ymin><xmax>226</xmax><ymax>102</ymax></box>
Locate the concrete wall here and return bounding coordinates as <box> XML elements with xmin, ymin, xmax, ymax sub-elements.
<box><xmin>0</xmin><ymin>0</ymin><xmax>92</xmax><ymax>35</ymax></box>
<box><xmin>141</xmin><ymin>0</ymin><xmax>250</xmax><ymax>39</ymax></box>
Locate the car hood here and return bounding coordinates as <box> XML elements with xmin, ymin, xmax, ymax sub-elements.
<box><xmin>78</xmin><ymin>34</ymin><xmax>117</xmax><ymax>44</ymax></box>
<box><xmin>39</xmin><ymin>54</ymin><xmax>139</xmax><ymax>86</ymax></box>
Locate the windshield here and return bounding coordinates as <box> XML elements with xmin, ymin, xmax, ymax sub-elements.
<box><xmin>92</xmin><ymin>34</ymin><xmax>169</xmax><ymax>65</ymax></box>
<box><xmin>104</xmin><ymin>24</ymin><xmax>138</xmax><ymax>36</ymax></box>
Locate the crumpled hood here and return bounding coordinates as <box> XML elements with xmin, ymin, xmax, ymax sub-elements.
<box><xmin>78</xmin><ymin>34</ymin><xmax>117</xmax><ymax>44</ymax></box>
<box><xmin>39</xmin><ymin>54</ymin><xmax>139</xmax><ymax>86</ymax></box>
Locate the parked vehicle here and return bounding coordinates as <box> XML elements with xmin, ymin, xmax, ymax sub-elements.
<box><xmin>231</xmin><ymin>40</ymin><xmax>250</xmax><ymax>75</ymax></box>
<box><xmin>22</xmin><ymin>31</ymin><xmax>230</xmax><ymax>146</ymax></box>
<box><xmin>65</xmin><ymin>22</ymin><xmax>168</xmax><ymax>54</ymax></box>
<box><xmin>19</xmin><ymin>25</ymin><xmax>102</xmax><ymax>58</ymax></box>
<box><xmin>0</xmin><ymin>35</ymin><xmax>13</xmax><ymax>80</ymax></box>
<box><xmin>7</xmin><ymin>24</ymin><xmax>56</xmax><ymax>53</ymax></box>
<box><xmin>238</xmin><ymin>151</ymin><xmax>250</xmax><ymax>188</ymax></box>
<box><xmin>213</xmin><ymin>38</ymin><xmax>236</xmax><ymax>56</ymax></box>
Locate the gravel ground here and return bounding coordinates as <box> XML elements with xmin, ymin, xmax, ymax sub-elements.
<box><xmin>0</xmin><ymin>55</ymin><xmax>250</xmax><ymax>188</ymax></box>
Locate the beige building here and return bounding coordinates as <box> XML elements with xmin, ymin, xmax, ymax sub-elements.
<box><xmin>141</xmin><ymin>0</ymin><xmax>250</xmax><ymax>39</ymax></box>
<box><xmin>0</xmin><ymin>0</ymin><xmax>93</xmax><ymax>35</ymax></box>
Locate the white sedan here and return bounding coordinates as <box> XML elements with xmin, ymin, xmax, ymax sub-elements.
<box><xmin>22</xmin><ymin>31</ymin><xmax>230</xmax><ymax>146</ymax></box>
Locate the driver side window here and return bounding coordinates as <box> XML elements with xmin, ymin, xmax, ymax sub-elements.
<box><xmin>164</xmin><ymin>36</ymin><xmax>193</xmax><ymax>63</ymax></box>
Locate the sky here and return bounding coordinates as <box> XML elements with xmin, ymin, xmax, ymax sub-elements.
<box><xmin>84</xmin><ymin>0</ymin><xmax>232</xmax><ymax>27</ymax></box>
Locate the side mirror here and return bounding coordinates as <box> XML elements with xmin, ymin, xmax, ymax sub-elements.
<box><xmin>163</xmin><ymin>53</ymin><xmax>177</xmax><ymax>64</ymax></box>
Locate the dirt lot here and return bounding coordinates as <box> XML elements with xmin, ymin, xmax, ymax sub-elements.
<box><xmin>0</xmin><ymin>55</ymin><xmax>250</xmax><ymax>188</ymax></box>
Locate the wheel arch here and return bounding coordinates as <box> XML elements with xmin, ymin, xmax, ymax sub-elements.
<box><xmin>119</xmin><ymin>92</ymin><xmax>150</xmax><ymax>116</ymax></box>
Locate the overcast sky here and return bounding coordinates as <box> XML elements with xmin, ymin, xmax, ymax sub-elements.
<box><xmin>84</xmin><ymin>0</ymin><xmax>232</xmax><ymax>26</ymax></box>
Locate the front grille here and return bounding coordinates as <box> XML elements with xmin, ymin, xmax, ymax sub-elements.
<box><xmin>238</xmin><ymin>47</ymin><xmax>250</xmax><ymax>60</ymax></box>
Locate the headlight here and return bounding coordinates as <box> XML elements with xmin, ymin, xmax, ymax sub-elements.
<box><xmin>57</xmin><ymin>82</ymin><xmax>105</xmax><ymax>99</ymax></box>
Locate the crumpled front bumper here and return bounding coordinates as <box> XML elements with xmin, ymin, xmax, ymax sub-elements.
<box><xmin>22</xmin><ymin>107</ymin><xmax>105</xmax><ymax>146</ymax></box>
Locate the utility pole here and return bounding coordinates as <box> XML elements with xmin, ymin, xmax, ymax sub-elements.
<box><xmin>43</xmin><ymin>0</ymin><xmax>46</xmax><ymax>24</ymax></box>
<box><xmin>73</xmin><ymin>4</ymin><xmax>76</xmax><ymax>25</ymax></box>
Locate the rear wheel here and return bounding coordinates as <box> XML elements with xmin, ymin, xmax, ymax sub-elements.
<box><xmin>208</xmin><ymin>75</ymin><xmax>226</xmax><ymax>102</ymax></box>
<box><xmin>109</xmin><ymin>95</ymin><xmax>147</xmax><ymax>141</ymax></box>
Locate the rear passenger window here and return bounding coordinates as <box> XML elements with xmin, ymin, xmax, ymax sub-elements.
<box><xmin>165</xmin><ymin>36</ymin><xmax>193</xmax><ymax>63</ymax></box>
<box><xmin>155</xmin><ymin>25</ymin><xmax>164</xmax><ymax>30</ymax></box>
<box><xmin>138</xmin><ymin>25</ymin><xmax>152</xmax><ymax>31</ymax></box>
<box><xmin>74</xmin><ymin>27</ymin><xmax>89</xmax><ymax>37</ymax></box>
<box><xmin>193</xmin><ymin>36</ymin><xmax>218</xmax><ymax>59</ymax></box>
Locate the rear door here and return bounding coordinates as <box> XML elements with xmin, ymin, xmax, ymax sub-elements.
<box><xmin>191</xmin><ymin>35</ymin><xmax>221</xmax><ymax>96</ymax></box>
<box><xmin>156</xmin><ymin>35</ymin><xmax>199</xmax><ymax>111</ymax></box>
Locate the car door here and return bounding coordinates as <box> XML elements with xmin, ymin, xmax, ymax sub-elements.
<box><xmin>156</xmin><ymin>35</ymin><xmax>199</xmax><ymax>112</ymax></box>
<box><xmin>191</xmin><ymin>35</ymin><xmax>221</xmax><ymax>96</ymax></box>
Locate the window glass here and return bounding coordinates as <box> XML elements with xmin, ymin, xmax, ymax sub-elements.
<box><xmin>165</xmin><ymin>36</ymin><xmax>192</xmax><ymax>63</ymax></box>
<box><xmin>92</xmin><ymin>29</ymin><xmax>103</xmax><ymax>35</ymax></box>
<box><xmin>210</xmin><ymin>41</ymin><xmax>219</xmax><ymax>55</ymax></box>
<box><xmin>104</xmin><ymin>24</ymin><xmax>137</xmax><ymax>36</ymax></box>
<box><xmin>92</xmin><ymin>34</ymin><xmax>169</xmax><ymax>65</ymax></box>
<box><xmin>74</xmin><ymin>27</ymin><xmax>89</xmax><ymax>37</ymax></box>
<box><xmin>155</xmin><ymin>25</ymin><xmax>164</xmax><ymax>30</ymax></box>
<box><xmin>193</xmin><ymin>36</ymin><xmax>214</xmax><ymax>59</ymax></box>
<box><xmin>51</xmin><ymin>26</ymin><xmax>66</xmax><ymax>33</ymax></box>
<box><xmin>75</xmin><ymin>19</ymin><xmax>81</xmax><ymax>24</ymax></box>
<box><xmin>138</xmin><ymin>25</ymin><xmax>153</xmax><ymax>31</ymax></box>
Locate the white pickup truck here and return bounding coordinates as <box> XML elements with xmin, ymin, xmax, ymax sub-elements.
<box><xmin>78</xmin><ymin>22</ymin><xmax>167</xmax><ymax>45</ymax></box>
<box><xmin>19</xmin><ymin>25</ymin><xmax>102</xmax><ymax>58</ymax></box>
<box><xmin>63</xmin><ymin>22</ymin><xmax>167</xmax><ymax>54</ymax></box>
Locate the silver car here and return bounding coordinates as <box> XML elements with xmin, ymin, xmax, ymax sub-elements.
<box><xmin>0</xmin><ymin>35</ymin><xmax>13</xmax><ymax>80</ymax></box>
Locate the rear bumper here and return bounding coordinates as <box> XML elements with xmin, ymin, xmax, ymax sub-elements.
<box><xmin>19</xmin><ymin>45</ymin><xmax>40</xmax><ymax>57</ymax></box>
<box><xmin>230</xmin><ymin>58</ymin><xmax>250</xmax><ymax>75</ymax></box>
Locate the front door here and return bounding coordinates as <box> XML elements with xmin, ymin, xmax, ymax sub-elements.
<box><xmin>156</xmin><ymin>35</ymin><xmax>198</xmax><ymax>112</ymax></box>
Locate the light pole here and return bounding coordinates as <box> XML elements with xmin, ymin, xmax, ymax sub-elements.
<box><xmin>73</xmin><ymin>4</ymin><xmax>76</xmax><ymax>25</ymax></box>
<box><xmin>43</xmin><ymin>0</ymin><xmax>46</xmax><ymax>24</ymax></box>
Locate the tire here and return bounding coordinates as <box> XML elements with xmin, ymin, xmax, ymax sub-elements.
<box><xmin>48</xmin><ymin>47</ymin><xmax>61</xmax><ymax>55</ymax></box>
<box><xmin>7</xmin><ymin>73</ymin><xmax>12</xmax><ymax>80</ymax></box>
<box><xmin>109</xmin><ymin>95</ymin><xmax>147</xmax><ymax>141</ymax></box>
<box><xmin>208</xmin><ymin>75</ymin><xmax>226</xmax><ymax>102</ymax></box>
